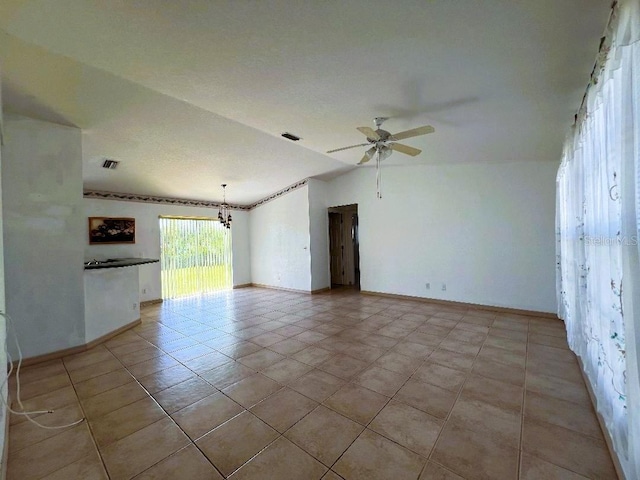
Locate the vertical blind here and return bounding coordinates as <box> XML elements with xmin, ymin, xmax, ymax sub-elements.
<box><xmin>159</xmin><ymin>217</ymin><xmax>233</xmax><ymax>299</ymax></box>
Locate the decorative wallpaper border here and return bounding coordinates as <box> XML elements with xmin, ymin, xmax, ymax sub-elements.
<box><xmin>83</xmin><ymin>190</ymin><xmax>251</xmax><ymax>210</ymax></box>
<box><xmin>83</xmin><ymin>178</ymin><xmax>309</xmax><ymax>211</ymax></box>
<box><xmin>249</xmin><ymin>179</ymin><xmax>308</xmax><ymax>209</ymax></box>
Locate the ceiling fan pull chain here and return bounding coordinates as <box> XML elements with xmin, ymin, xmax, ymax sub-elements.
<box><xmin>376</xmin><ymin>152</ymin><xmax>382</xmax><ymax>199</ymax></box>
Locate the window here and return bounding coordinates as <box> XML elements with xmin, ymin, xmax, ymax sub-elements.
<box><xmin>159</xmin><ymin>216</ymin><xmax>232</xmax><ymax>298</ymax></box>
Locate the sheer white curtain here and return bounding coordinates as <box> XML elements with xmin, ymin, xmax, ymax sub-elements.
<box><xmin>556</xmin><ymin>1</ymin><xmax>639</xmax><ymax>477</ymax></box>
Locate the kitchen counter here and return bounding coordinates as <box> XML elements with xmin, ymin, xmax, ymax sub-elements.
<box><xmin>84</xmin><ymin>257</ymin><xmax>159</xmax><ymax>269</ymax></box>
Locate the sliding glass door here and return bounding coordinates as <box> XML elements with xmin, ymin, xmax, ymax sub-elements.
<box><xmin>159</xmin><ymin>217</ymin><xmax>232</xmax><ymax>299</ymax></box>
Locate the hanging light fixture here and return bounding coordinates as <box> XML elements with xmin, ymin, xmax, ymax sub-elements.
<box><xmin>218</xmin><ymin>184</ymin><xmax>232</xmax><ymax>229</ymax></box>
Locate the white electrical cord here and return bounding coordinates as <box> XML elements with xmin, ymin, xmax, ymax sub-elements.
<box><xmin>0</xmin><ymin>311</ymin><xmax>85</xmax><ymax>430</ymax></box>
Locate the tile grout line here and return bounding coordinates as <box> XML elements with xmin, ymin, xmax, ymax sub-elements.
<box><xmin>420</xmin><ymin>314</ymin><xmax>495</xmax><ymax>480</ymax></box>
<box><xmin>518</xmin><ymin>332</ymin><xmax>612</xmax><ymax>479</ymax></box>
<box><xmin>170</xmin><ymin>303</ymin><xmax>476</xmax><ymax>476</ymax></box>
<box><xmin>6</xmin><ymin>364</ymin><xmax>95</xmax><ymax>477</ymax></box>
<box><xmin>247</xmin><ymin>309</ymin><xmax>411</xmax><ymax>476</ymax></box>
<box><xmin>277</xmin><ymin>308</ymin><xmax>428</xmax><ymax>477</ymax></box>
<box><xmin>58</xmin><ymin>355</ymin><xmax>110</xmax><ymax>478</ymax></box>
<box><xmin>111</xmin><ymin>303</ymin><xmax>371</xmax><ymax>478</ymax></box>
<box><xmin>73</xmin><ymin>335</ymin><xmax>230</xmax><ymax>478</ymax></box>
<box><xmin>13</xmin><ymin>293</ymin><xmax>565</xmax><ymax>480</ymax></box>
<box><xmin>196</xmin><ymin>306</ymin><xmax>421</xmax><ymax>477</ymax></box>
<box><xmin>307</xmin><ymin>311</ymin><xmax>485</xmax><ymax>478</ymax></box>
<box><xmin>517</xmin><ymin>320</ymin><xmax>531</xmax><ymax>480</ymax></box>
<box><xmin>113</xmin><ymin>332</ymin><xmax>281</xmax><ymax>478</ymax></box>
<box><xmin>10</xmin><ymin>354</ymin><xmax>119</xmax><ymax>476</ymax></box>
<box><xmin>105</xmin><ymin>343</ymin><xmax>230</xmax><ymax>479</ymax></box>
<box><xmin>13</xmin><ymin>301</ymin><xmax>303</xmax><ymax>478</ymax></box>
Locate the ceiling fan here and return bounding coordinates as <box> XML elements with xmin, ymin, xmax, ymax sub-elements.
<box><xmin>327</xmin><ymin>117</ymin><xmax>434</xmax><ymax>198</ymax></box>
<box><xmin>327</xmin><ymin>117</ymin><xmax>434</xmax><ymax>165</ymax></box>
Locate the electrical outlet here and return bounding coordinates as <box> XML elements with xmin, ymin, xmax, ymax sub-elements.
<box><xmin>441</xmin><ymin>283</ymin><xmax>447</xmax><ymax>291</ymax></box>
<box><xmin>133</xmin><ymin>303</ymin><xmax>138</xmax><ymax>310</ymax></box>
<box><xmin>425</xmin><ymin>283</ymin><xmax>430</xmax><ymax>290</ymax></box>
<box><xmin>142</xmin><ymin>288</ymin><xmax>147</xmax><ymax>294</ymax></box>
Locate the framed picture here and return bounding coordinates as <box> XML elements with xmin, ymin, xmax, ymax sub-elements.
<box><xmin>88</xmin><ymin>217</ymin><xmax>136</xmax><ymax>244</ymax></box>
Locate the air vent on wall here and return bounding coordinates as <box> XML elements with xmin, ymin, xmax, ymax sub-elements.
<box><xmin>281</xmin><ymin>132</ymin><xmax>302</xmax><ymax>141</ymax></box>
<box><xmin>102</xmin><ymin>159</ymin><xmax>119</xmax><ymax>169</ymax></box>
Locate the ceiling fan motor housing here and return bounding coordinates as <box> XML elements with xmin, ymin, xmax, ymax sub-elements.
<box><xmin>370</xmin><ymin>129</ymin><xmax>392</xmax><ymax>143</ymax></box>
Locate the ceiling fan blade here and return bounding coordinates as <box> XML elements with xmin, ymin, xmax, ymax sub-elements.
<box><xmin>357</xmin><ymin>147</ymin><xmax>377</xmax><ymax>165</ymax></box>
<box><xmin>326</xmin><ymin>143</ymin><xmax>370</xmax><ymax>154</ymax></box>
<box><xmin>389</xmin><ymin>143</ymin><xmax>422</xmax><ymax>156</ymax></box>
<box><xmin>390</xmin><ymin>125</ymin><xmax>434</xmax><ymax>141</ymax></box>
<box><xmin>356</xmin><ymin>126</ymin><xmax>380</xmax><ymax>141</ymax></box>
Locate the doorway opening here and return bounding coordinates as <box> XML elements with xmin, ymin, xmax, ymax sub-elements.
<box><xmin>328</xmin><ymin>204</ymin><xmax>360</xmax><ymax>290</ymax></box>
<box><xmin>159</xmin><ymin>216</ymin><xmax>233</xmax><ymax>299</ymax></box>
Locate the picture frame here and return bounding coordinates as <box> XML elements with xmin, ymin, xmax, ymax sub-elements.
<box><xmin>88</xmin><ymin>217</ymin><xmax>136</xmax><ymax>244</ymax></box>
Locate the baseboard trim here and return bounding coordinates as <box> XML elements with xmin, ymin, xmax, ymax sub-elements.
<box><xmin>243</xmin><ymin>284</ymin><xmax>554</xmax><ymax>316</ymax></box>
<box><xmin>311</xmin><ymin>287</ymin><xmax>331</xmax><ymax>294</ymax></box>
<box><xmin>233</xmin><ymin>284</ymin><xmax>253</xmax><ymax>289</ymax></box>
<box><xmin>140</xmin><ymin>299</ymin><xmax>163</xmax><ymax>307</ymax></box>
<box><xmin>249</xmin><ymin>284</ymin><xmax>330</xmax><ymax>295</ymax></box>
<box><xmin>85</xmin><ymin>319</ymin><xmax>142</xmax><ymax>350</ymax></box>
<box><xmin>15</xmin><ymin>318</ymin><xmax>142</xmax><ymax>368</ymax></box>
<box><xmin>576</xmin><ymin>356</ymin><xmax>626</xmax><ymax>480</ymax></box>
<box><xmin>360</xmin><ymin>290</ymin><xmax>558</xmax><ymax>319</ymax></box>
<box><xmin>250</xmin><ymin>283</ymin><xmax>314</xmax><ymax>294</ymax></box>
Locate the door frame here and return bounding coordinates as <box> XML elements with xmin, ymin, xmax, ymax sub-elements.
<box><xmin>327</xmin><ymin>204</ymin><xmax>360</xmax><ymax>290</ymax></box>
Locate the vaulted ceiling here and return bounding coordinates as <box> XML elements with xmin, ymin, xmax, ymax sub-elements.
<box><xmin>0</xmin><ymin>0</ymin><xmax>610</xmax><ymax>204</ymax></box>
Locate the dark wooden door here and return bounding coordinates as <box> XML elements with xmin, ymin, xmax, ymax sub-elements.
<box><xmin>329</xmin><ymin>212</ymin><xmax>344</xmax><ymax>285</ymax></box>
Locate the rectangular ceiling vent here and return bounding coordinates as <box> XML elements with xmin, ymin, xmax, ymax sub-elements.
<box><xmin>102</xmin><ymin>159</ymin><xmax>119</xmax><ymax>169</ymax></box>
<box><xmin>281</xmin><ymin>132</ymin><xmax>301</xmax><ymax>141</ymax></box>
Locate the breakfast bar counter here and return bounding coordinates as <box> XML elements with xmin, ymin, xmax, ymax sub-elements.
<box><xmin>83</xmin><ymin>258</ymin><xmax>159</xmax><ymax>343</ymax></box>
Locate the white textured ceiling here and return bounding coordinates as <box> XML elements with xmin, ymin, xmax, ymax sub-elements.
<box><xmin>0</xmin><ymin>0</ymin><xmax>609</xmax><ymax>204</ymax></box>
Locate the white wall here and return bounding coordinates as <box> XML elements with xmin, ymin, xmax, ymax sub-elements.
<box><xmin>0</xmin><ymin>69</ymin><xmax>7</xmax><ymax>476</ymax></box>
<box><xmin>231</xmin><ymin>211</ymin><xmax>252</xmax><ymax>287</ymax></box>
<box><xmin>326</xmin><ymin>162</ymin><xmax>558</xmax><ymax>313</ymax></box>
<box><xmin>250</xmin><ymin>186</ymin><xmax>311</xmax><ymax>291</ymax></box>
<box><xmin>84</xmin><ymin>198</ymin><xmax>251</xmax><ymax>301</ymax></box>
<box><xmin>307</xmin><ymin>179</ymin><xmax>330</xmax><ymax>291</ymax></box>
<box><xmin>84</xmin><ymin>267</ymin><xmax>139</xmax><ymax>343</ymax></box>
<box><xmin>2</xmin><ymin>114</ymin><xmax>85</xmax><ymax>358</ymax></box>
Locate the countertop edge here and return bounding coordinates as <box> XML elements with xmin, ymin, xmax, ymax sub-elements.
<box><xmin>84</xmin><ymin>258</ymin><xmax>160</xmax><ymax>270</ymax></box>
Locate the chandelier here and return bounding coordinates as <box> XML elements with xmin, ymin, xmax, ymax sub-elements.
<box><xmin>218</xmin><ymin>184</ymin><xmax>232</xmax><ymax>229</ymax></box>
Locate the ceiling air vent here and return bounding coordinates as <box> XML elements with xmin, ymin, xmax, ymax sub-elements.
<box><xmin>102</xmin><ymin>159</ymin><xmax>119</xmax><ymax>170</ymax></box>
<box><xmin>281</xmin><ymin>132</ymin><xmax>301</xmax><ymax>141</ymax></box>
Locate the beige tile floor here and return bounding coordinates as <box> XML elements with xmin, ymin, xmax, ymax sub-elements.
<box><xmin>7</xmin><ymin>288</ymin><xmax>618</xmax><ymax>479</ymax></box>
